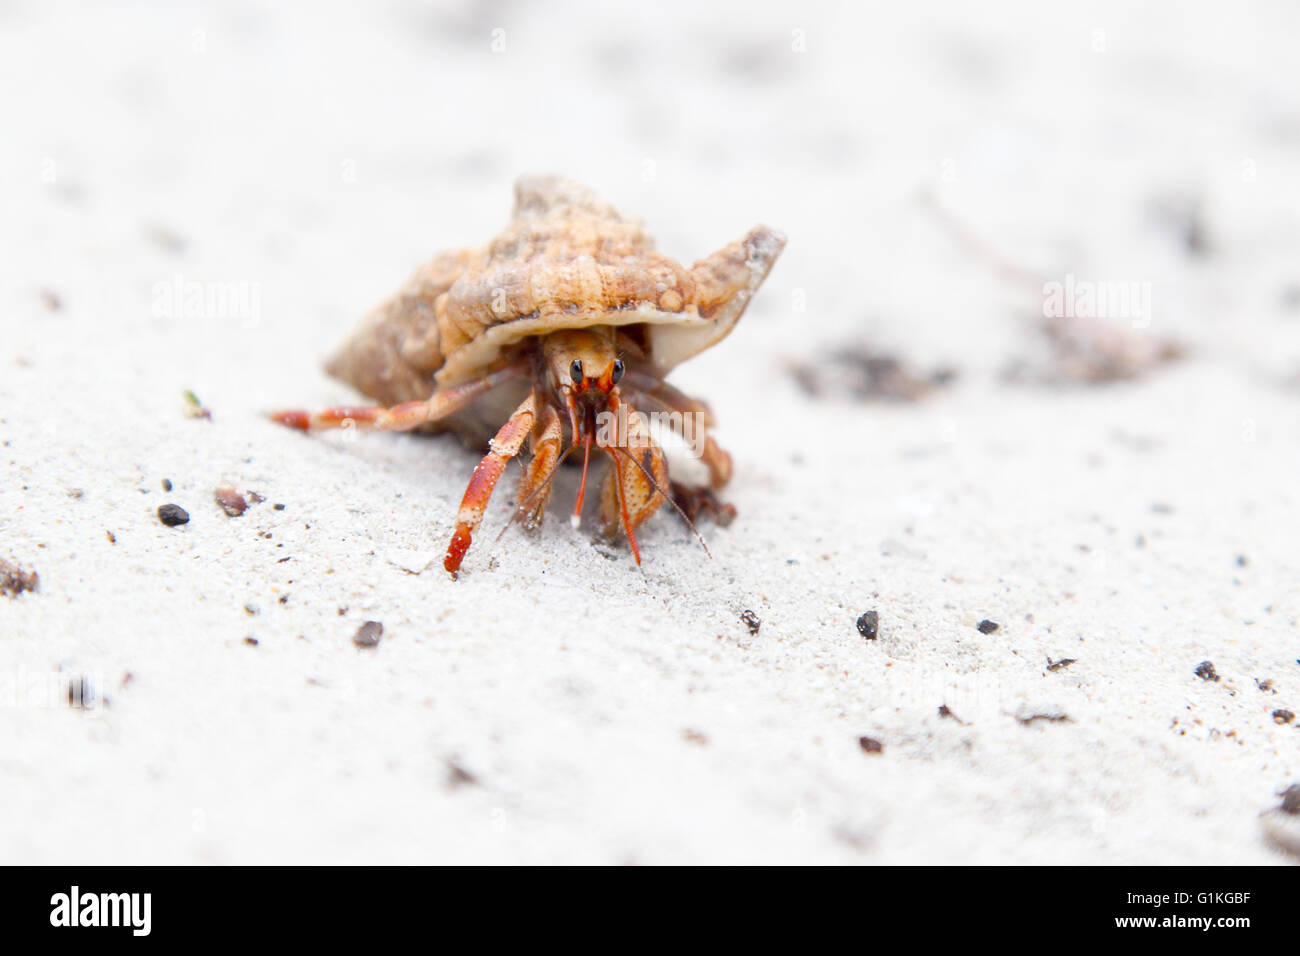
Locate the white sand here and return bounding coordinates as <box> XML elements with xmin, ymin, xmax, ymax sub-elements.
<box><xmin>2</xmin><ymin>1</ymin><xmax>1297</xmax><ymax>864</ymax></box>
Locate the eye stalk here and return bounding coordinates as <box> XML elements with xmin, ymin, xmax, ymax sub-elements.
<box><xmin>611</xmin><ymin>359</ymin><xmax>625</xmax><ymax>385</ymax></box>
<box><xmin>569</xmin><ymin>359</ymin><xmax>583</xmax><ymax>385</ymax></box>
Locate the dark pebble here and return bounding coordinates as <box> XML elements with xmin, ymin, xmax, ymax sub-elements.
<box><xmin>857</xmin><ymin>736</ymin><xmax>884</xmax><ymax>754</ymax></box>
<box><xmin>1194</xmin><ymin>660</ymin><xmax>1220</xmax><ymax>682</ymax></box>
<box><xmin>856</xmin><ymin>610</ymin><xmax>879</xmax><ymax>640</ymax></box>
<box><xmin>161</xmin><ymin>478</ymin><xmax>172</xmax><ymax>492</ymax></box>
<box><xmin>243</xmin><ymin>637</ymin><xmax>259</xmax><ymax>647</ymax></box>
<box><xmin>740</xmin><ymin>610</ymin><xmax>761</xmax><ymax>635</ymax></box>
<box><xmin>273</xmin><ymin>503</ymin><xmax>285</xmax><ymax>511</ymax></box>
<box><xmin>1273</xmin><ymin>709</ymin><xmax>1295</xmax><ymax>725</ymax></box>
<box><xmin>977</xmin><ymin>619</ymin><xmax>999</xmax><ymax>634</ymax></box>
<box><xmin>353</xmin><ymin>620</ymin><xmax>383</xmax><ymax>648</ymax></box>
<box><xmin>157</xmin><ymin>503</ymin><xmax>189</xmax><ymax>527</ymax></box>
<box><xmin>1282</xmin><ymin>785</ymin><xmax>1300</xmax><ymax>815</ymax></box>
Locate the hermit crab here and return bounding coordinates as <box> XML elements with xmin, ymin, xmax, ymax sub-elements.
<box><xmin>271</xmin><ymin>176</ymin><xmax>785</xmax><ymax>575</ymax></box>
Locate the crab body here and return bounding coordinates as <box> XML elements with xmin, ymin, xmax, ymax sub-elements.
<box><xmin>271</xmin><ymin>176</ymin><xmax>784</xmax><ymax>574</ymax></box>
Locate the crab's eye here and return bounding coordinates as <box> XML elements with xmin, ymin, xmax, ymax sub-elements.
<box><xmin>569</xmin><ymin>360</ymin><xmax>583</xmax><ymax>384</ymax></box>
<box><xmin>611</xmin><ymin>359</ymin><xmax>625</xmax><ymax>384</ymax></box>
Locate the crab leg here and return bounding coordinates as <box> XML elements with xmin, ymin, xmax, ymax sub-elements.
<box><xmin>597</xmin><ymin>394</ymin><xmax>668</xmax><ymax>565</ymax></box>
<box><xmin>619</xmin><ymin>379</ymin><xmax>732</xmax><ymax>490</ymax></box>
<box><xmin>269</xmin><ymin>366</ymin><xmax>522</xmax><ymax>433</ymax></box>
<box><xmin>443</xmin><ymin>391</ymin><xmax>538</xmax><ymax>576</ymax></box>
<box><xmin>514</xmin><ymin>403</ymin><xmax>563</xmax><ymax>530</ymax></box>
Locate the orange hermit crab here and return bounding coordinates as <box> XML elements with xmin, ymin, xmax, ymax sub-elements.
<box><xmin>271</xmin><ymin>176</ymin><xmax>785</xmax><ymax>575</ymax></box>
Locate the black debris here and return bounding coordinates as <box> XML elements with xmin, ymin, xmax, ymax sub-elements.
<box><xmin>938</xmin><ymin>704</ymin><xmax>966</xmax><ymax>725</ymax></box>
<box><xmin>977</xmin><ymin>619</ymin><xmax>999</xmax><ymax>634</ymax></box>
<box><xmin>740</xmin><ymin>610</ymin><xmax>761</xmax><ymax>635</ymax></box>
<box><xmin>157</xmin><ymin>503</ymin><xmax>189</xmax><ymax>527</ymax></box>
<box><xmin>1046</xmin><ymin>657</ymin><xmax>1077</xmax><ymax>672</ymax></box>
<box><xmin>162</xmin><ymin>478</ymin><xmax>173</xmax><ymax>492</ymax></box>
<box><xmin>1273</xmin><ymin>710</ymin><xmax>1295</xmax><ymax>725</ymax></box>
<box><xmin>857</xmin><ymin>736</ymin><xmax>884</xmax><ymax>754</ymax></box>
<box><xmin>856</xmin><ymin>610</ymin><xmax>879</xmax><ymax>640</ymax></box>
<box><xmin>1194</xmin><ymin>660</ymin><xmax>1220</xmax><ymax>682</ymax></box>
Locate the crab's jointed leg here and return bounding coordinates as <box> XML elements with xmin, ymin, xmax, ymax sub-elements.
<box><xmin>597</xmin><ymin>393</ymin><xmax>668</xmax><ymax>565</ymax></box>
<box><xmin>620</xmin><ymin>374</ymin><xmax>732</xmax><ymax>491</ymax></box>
<box><xmin>514</xmin><ymin>403</ymin><xmax>563</xmax><ymax>530</ymax></box>
<box><xmin>443</xmin><ymin>390</ymin><xmax>538</xmax><ymax>576</ymax></box>
<box><xmin>269</xmin><ymin>366</ymin><xmax>522</xmax><ymax>433</ymax></box>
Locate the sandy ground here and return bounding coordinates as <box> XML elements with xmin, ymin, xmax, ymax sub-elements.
<box><xmin>2</xmin><ymin>1</ymin><xmax>1298</xmax><ymax>864</ymax></box>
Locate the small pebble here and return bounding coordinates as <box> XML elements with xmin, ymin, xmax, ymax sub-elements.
<box><xmin>856</xmin><ymin>610</ymin><xmax>879</xmax><ymax>640</ymax></box>
<box><xmin>1273</xmin><ymin>709</ymin><xmax>1295</xmax><ymax>725</ymax></box>
<box><xmin>353</xmin><ymin>620</ymin><xmax>383</xmax><ymax>648</ymax></box>
<box><xmin>857</xmin><ymin>736</ymin><xmax>884</xmax><ymax>754</ymax></box>
<box><xmin>1194</xmin><ymin>660</ymin><xmax>1220</xmax><ymax>682</ymax></box>
<box><xmin>157</xmin><ymin>503</ymin><xmax>189</xmax><ymax>527</ymax></box>
<box><xmin>1282</xmin><ymin>785</ymin><xmax>1300</xmax><ymax>815</ymax></box>
<box><xmin>162</xmin><ymin>478</ymin><xmax>173</xmax><ymax>492</ymax></box>
<box><xmin>977</xmin><ymin>619</ymin><xmax>999</xmax><ymax>634</ymax></box>
<box><xmin>215</xmin><ymin>486</ymin><xmax>248</xmax><ymax>517</ymax></box>
<box><xmin>740</xmin><ymin>609</ymin><xmax>761</xmax><ymax>635</ymax></box>
<box><xmin>273</xmin><ymin>503</ymin><xmax>286</xmax><ymax>511</ymax></box>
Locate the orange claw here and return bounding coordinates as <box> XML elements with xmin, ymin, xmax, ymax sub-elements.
<box><xmin>444</xmin><ymin>528</ymin><xmax>472</xmax><ymax>576</ymax></box>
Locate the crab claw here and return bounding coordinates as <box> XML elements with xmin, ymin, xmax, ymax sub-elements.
<box><xmin>597</xmin><ymin>397</ymin><xmax>668</xmax><ymax>564</ymax></box>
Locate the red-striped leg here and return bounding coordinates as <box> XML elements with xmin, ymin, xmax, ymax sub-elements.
<box><xmin>443</xmin><ymin>391</ymin><xmax>538</xmax><ymax>576</ymax></box>
<box><xmin>597</xmin><ymin>393</ymin><xmax>668</xmax><ymax>565</ymax></box>
<box><xmin>269</xmin><ymin>366</ymin><xmax>522</xmax><ymax>433</ymax></box>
